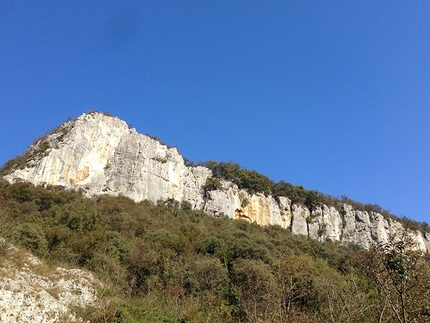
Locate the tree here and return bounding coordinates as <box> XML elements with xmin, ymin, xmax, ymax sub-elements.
<box><xmin>230</xmin><ymin>258</ymin><xmax>280</xmax><ymax>322</ymax></box>
<box><xmin>357</xmin><ymin>233</ymin><xmax>430</xmax><ymax>323</ymax></box>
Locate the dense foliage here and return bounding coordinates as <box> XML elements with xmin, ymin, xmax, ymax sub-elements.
<box><xmin>0</xmin><ymin>179</ymin><xmax>429</xmax><ymax>322</ymax></box>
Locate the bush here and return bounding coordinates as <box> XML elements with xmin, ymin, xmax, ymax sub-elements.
<box><xmin>12</xmin><ymin>222</ymin><xmax>48</xmax><ymax>256</ymax></box>
<box><xmin>203</xmin><ymin>177</ymin><xmax>222</xmax><ymax>192</ymax></box>
<box><xmin>180</xmin><ymin>200</ymin><xmax>193</xmax><ymax>211</ymax></box>
<box><xmin>204</xmin><ymin>161</ymin><xmax>274</xmax><ymax>196</ymax></box>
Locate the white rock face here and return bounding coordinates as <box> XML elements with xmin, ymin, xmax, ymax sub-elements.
<box><xmin>204</xmin><ymin>185</ymin><xmax>291</xmax><ymax>229</ymax></box>
<box><xmin>4</xmin><ymin>112</ymin><xmax>430</xmax><ymax>252</ymax></box>
<box><xmin>424</xmin><ymin>233</ymin><xmax>430</xmax><ymax>251</ymax></box>
<box><xmin>204</xmin><ymin>181</ymin><xmax>242</xmax><ymax>219</ymax></box>
<box><xmin>308</xmin><ymin>205</ymin><xmax>343</xmax><ymax>242</ymax></box>
<box><xmin>291</xmin><ymin>204</ymin><xmax>310</xmax><ymax>236</ymax></box>
<box><xmin>0</xmin><ymin>243</ymin><xmax>101</xmax><ymax>323</ymax></box>
<box><xmin>276</xmin><ymin>197</ymin><xmax>293</xmax><ymax>229</ymax></box>
<box><xmin>324</xmin><ymin>205</ymin><xmax>343</xmax><ymax>242</ymax></box>
<box><xmin>5</xmin><ymin>112</ymin><xmax>211</xmax><ymax>209</ymax></box>
<box><xmin>342</xmin><ymin>205</ymin><xmax>374</xmax><ymax>249</ymax></box>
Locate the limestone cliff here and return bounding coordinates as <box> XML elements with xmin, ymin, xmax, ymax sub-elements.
<box><xmin>5</xmin><ymin>112</ymin><xmax>210</xmax><ymax>210</ymax></box>
<box><xmin>4</xmin><ymin>112</ymin><xmax>430</xmax><ymax>252</ymax></box>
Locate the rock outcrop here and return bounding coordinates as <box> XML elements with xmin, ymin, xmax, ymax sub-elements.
<box><xmin>4</xmin><ymin>112</ymin><xmax>430</xmax><ymax>252</ymax></box>
<box><xmin>0</xmin><ymin>239</ymin><xmax>101</xmax><ymax>323</ymax></box>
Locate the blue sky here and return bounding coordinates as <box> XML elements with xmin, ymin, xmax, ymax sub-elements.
<box><xmin>1</xmin><ymin>1</ymin><xmax>429</xmax><ymax>223</ymax></box>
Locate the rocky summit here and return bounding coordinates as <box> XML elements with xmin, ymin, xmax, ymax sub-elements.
<box><xmin>4</xmin><ymin>112</ymin><xmax>430</xmax><ymax>252</ymax></box>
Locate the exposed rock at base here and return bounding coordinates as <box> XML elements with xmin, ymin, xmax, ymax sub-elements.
<box><xmin>0</xmin><ymin>241</ymin><xmax>101</xmax><ymax>323</ymax></box>
<box><xmin>4</xmin><ymin>112</ymin><xmax>430</xmax><ymax>252</ymax></box>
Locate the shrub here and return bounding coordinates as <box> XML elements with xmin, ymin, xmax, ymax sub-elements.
<box><xmin>12</xmin><ymin>222</ymin><xmax>48</xmax><ymax>256</ymax></box>
<box><xmin>180</xmin><ymin>200</ymin><xmax>193</xmax><ymax>211</ymax></box>
<box><xmin>204</xmin><ymin>161</ymin><xmax>274</xmax><ymax>196</ymax></box>
<box><xmin>203</xmin><ymin>177</ymin><xmax>222</xmax><ymax>192</ymax></box>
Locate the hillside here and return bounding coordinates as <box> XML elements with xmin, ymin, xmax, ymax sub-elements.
<box><xmin>2</xmin><ymin>111</ymin><xmax>430</xmax><ymax>252</ymax></box>
<box><xmin>0</xmin><ymin>180</ymin><xmax>429</xmax><ymax>322</ymax></box>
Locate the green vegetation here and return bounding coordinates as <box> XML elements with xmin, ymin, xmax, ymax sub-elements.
<box><xmin>357</xmin><ymin>233</ymin><xmax>430</xmax><ymax>323</ymax></box>
<box><xmin>0</xmin><ymin>179</ymin><xmax>429</xmax><ymax>322</ymax></box>
<box><xmin>201</xmin><ymin>161</ymin><xmax>430</xmax><ymax>233</ymax></box>
<box><xmin>203</xmin><ymin>160</ymin><xmax>273</xmax><ymax>196</ymax></box>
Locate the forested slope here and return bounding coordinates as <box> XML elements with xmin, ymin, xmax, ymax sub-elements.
<box><xmin>0</xmin><ymin>179</ymin><xmax>429</xmax><ymax>322</ymax></box>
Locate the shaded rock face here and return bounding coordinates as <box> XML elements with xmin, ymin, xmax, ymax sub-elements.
<box><xmin>4</xmin><ymin>112</ymin><xmax>430</xmax><ymax>252</ymax></box>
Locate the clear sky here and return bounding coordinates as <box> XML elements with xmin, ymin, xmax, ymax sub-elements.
<box><xmin>1</xmin><ymin>1</ymin><xmax>429</xmax><ymax>223</ymax></box>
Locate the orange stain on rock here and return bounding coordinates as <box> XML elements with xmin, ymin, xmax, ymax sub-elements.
<box><xmin>75</xmin><ymin>166</ymin><xmax>89</xmax><ymax>182</ymax></box>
